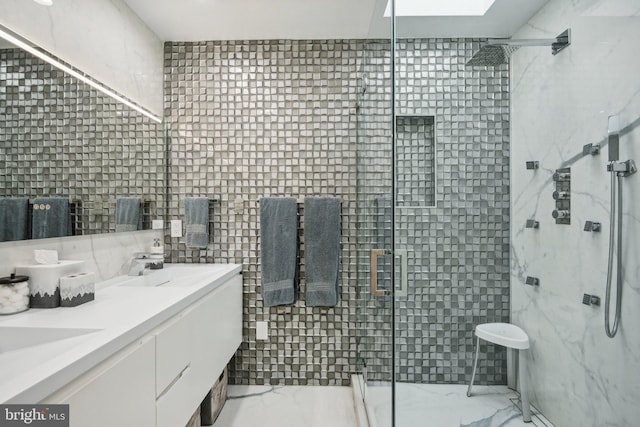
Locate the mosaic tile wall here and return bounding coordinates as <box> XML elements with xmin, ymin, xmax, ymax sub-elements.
<box><xmin>357</xmin><ymin>39</ymin><xmax>510</xmax><ymax>384</ymax></box>
<box><xmin>164</xmin><ymin>38</ymin><xmax>510</xmax><ymax>386</ymax></box>
<box><xmin>396</xmin><ymin>116</ymin><xmax>436</xmax><ymax>207</ymax></box>
<box><xmin>0</xmin><ymin>48</ymin><xmax>165</xmax><ymax>236</ymax></box>
<box><xmin>164</xmin><ymin>40</ymin><xmax>362</xmax><ymax>386</ymax></box>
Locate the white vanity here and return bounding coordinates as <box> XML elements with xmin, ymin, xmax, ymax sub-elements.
<box><xmin>0</xmin><ymin>263</ymin><xmax>242</xmax><ymax>427</ymax></box>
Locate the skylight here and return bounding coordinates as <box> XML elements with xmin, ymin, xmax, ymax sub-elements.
<box><xmin>384</xmin><ymin>0</ymin><xmax>496</xmax><ymax>17</ymax></box>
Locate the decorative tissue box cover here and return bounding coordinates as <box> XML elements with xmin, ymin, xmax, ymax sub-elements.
<box><xmin>15</xmin><ymin>260</ymin><xmax>85</xmax><ymax>308</ymax></box>
<box><xmin>60</xmin><ymin>272</ymin><xmax>95</xmax><ymax>307</ymax></box>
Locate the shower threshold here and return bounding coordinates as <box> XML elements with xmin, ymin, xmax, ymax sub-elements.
<box><xmin>355</xmin><ymin>377</ymin><xmax>554</xmax><ymax>427</ymax></box>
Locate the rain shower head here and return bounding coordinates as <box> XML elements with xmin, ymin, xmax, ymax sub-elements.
<box><xmin>466</xmin><ymin>29</ymin><xmax>571</xmax><ymax>67</ymax></box>
<box><xmin>466</xmin><ymin>45</ymin><xmax>520</xmax><ymax>66</ymax></box>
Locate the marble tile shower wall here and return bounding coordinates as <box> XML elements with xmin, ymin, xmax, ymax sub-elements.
<box><xmin>0</xmin><ymin>48</ymin><xmax>165</xmax><ymax>234</ymax></box>
<box><xmin>358</xmin><ymin>39</ymin><xmax>510</xmax><ymax>384</ymax></box>
<box><xmin>164</xmin><ymin>38</ymin><xmax>510</xmax><ymax>386</ymax></box>
<box><xmin>510</xmin><ymin>1</ymin><xmax>640</xmax><ymax>425</ymax></box>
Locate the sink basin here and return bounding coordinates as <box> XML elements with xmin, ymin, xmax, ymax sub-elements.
<box><xmin>117</xmin><ymin>266</ymin><xmax>214</xmax><ymax>288</ymax></box>
<box><xmin>0</xmin><ymin>326</ymin><xmax>101</xmax><ymax>354</ymax></box>
<box><xmin>118</xmin><ymin>269</ymin><xmax>173</xmax><ymax>287</ymax></box>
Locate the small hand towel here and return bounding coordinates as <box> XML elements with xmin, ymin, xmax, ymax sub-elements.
<box><xmin>0</xmin><ymin>197</ymin><xmax>29</xmax><ymax>242</ymax></box>
<box><xmin>185</xmin><ymin>197</ymin><xmax>210</xmax><ymax>248</ymax></box>
<box><xmin>32</xmin><ymin>197</ymin><xmax>71</xmax><ymax>239</ymax></box>
<box><xmin>115</xmin><ymin>197</ymin><xmax>142</xmax><ymax>232</ymax></box>
<box><xmin>304</xmin><ymin>197</ymin><xmax>341</xmax><ymax>307</ymax></box>
<box><xmin>260</xmin><ymin>197</ymin><xmax>298</xmax><ymax>306</ymax></box>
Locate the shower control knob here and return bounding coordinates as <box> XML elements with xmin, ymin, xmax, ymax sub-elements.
<box><xmin>552</xmin><ymin>191</ymin><xmax>569</xmax><ymax>200</ymax></box>
<box><xmin>552</xmin><ymin>209</ymin><xmax>570</xmax><ymax>219</ymax></box>
<box><xmin>525</xmin><ymin>276</ymin><xmax>540</xmax><ymax>286</ymax></box>
<box><xmin>553</xmin><ymin>172</ymin><xmax>571</xmax><ymax>181</ymax></box>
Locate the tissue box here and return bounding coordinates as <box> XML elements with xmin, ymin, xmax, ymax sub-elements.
<box><xmin>34</xmin><ymin>249</ymin><xmax>59</xmax><ymax>265</ymax></box>
<box><xmin>15</xmin><ymin>260</ymin><xmax>85</xmax><ymax>308</ymax></box>
<box><xmin>60</xmin><ymin>272</ymin><xmax>95</xmax><ymax>307</ymax></box>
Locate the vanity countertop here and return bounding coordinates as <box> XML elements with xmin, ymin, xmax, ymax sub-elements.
<box><xmin>0</xmin><ymin>263</ymin><xmax>242</xmax><ymax>404</ymax></box>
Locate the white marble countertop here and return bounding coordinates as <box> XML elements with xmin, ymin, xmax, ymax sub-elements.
<box><xmin>0</xmin><ymin>263</ymin><xmax>242</xmax><ymax>404</ymax></box>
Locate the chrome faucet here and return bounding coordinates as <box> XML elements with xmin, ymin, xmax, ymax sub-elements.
<box><xmin>128</xmin><ymin>252</ymin><xmax>152</xmax><ymax>276</ymax></box>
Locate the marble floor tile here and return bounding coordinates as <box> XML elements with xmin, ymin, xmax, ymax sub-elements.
<box><xmin>214</xmin><ymin>383</ymin><xmax>554</xmax><ymax>427</ymax></box>
<box><xmin>214</xmin><ymin>385</ymin><xmax>358</xmax><ymax>427</ymax></box>
<box><xmin>365</xmin><ymin>383</ymin><xmax>554</xmax><ymax>427</ymax></box>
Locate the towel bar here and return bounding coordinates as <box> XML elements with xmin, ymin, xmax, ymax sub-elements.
<box><xmin>257</xmin><ymin>197</ymin><xmax>344</xmax><ymax>204</ymax></box>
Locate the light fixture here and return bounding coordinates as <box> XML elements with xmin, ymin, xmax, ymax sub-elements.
<box><xmin>384</xmin><ymin>0</ymin><xmax>496</xmax><ymax>17</ymax></box>
<box><xmin>33</xmin><ymin>0</ymin><xmax>54</xmax><ymax>6</ymax></box>
<box><xmin>0</xmin><ymin>27</ymin><xmax>162</xmax><ymax>123</ymax></box>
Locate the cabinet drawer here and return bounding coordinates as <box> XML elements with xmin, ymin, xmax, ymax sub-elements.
<box><xmin>155</xmin><ymin>362</ymin><xmax>196</xmax><ymax>427</ymax></box>
<box><xmin>154</xmin><ymin>310</ymin><xmax>193</xmax><ymax>397</ymax></box>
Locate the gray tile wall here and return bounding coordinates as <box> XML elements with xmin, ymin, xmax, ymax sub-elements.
<box><xmin>164</xmin><ymin>40</ymin><xmax>362</xmax><ymax>386</ymax></box>
<box><xmin>164</xmin><ymin>38</ymin><xmax>510</xmax><ymax>386</ymax></box>
<box><xmin>357</xmin><ymin>39</ymin><xmax>510</xmax><ymax>384</ymax></box>
<box><xmin>0</xmin><ymin>48</ymin><xmax>165</xmax><ymax>235</ymax></box>
<box><xmin>397</xmin><ymin>116</ymin><xmax>436</xmax><ymax>207</ymax></box>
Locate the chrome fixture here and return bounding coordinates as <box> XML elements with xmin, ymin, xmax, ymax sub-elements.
<box><xmin>525</xmin><ymin>276</ymin><xmax>540</xmax><ymax>286</ymax></box>
<box><xmin>552</xmin><ymin>191</ymin><xmax>570</xmax><ymax>200</ymax></box>
<box><xmin>584</xmin><ymin>221</ymin><xmax>601</xmax><ymax>232</ymax></box>
<box><xmin>128</xmin><ymin>253</ymin><xmax>152</xmax><ymax>276</ymax></box>
<box><xmin>552</xmin><ymin>209</ymin><xmax>570</xmax><ymax>219</ymax></box>
<box><xmin>553</xmin><ymin>172</ymin><xmax>571</xmax><ymax>181</ymax></box>
<box><xmin>604</xmin><ymin>115</ymin><xmax>636</xmax><ymax>338</ymax></box>
<box><xmin>608</xmin><ymin>159</ymin><xmax>637</xmax><ymax>176</ymax></box>
<box><xmin>552</xmin><ymin>167</ymin><xmax>571</xmax><ymax>224</ymax></box>
<box><xmin>466</xmin><ymin>29</ymin><xmax>571</xmax><ymax>66</ymax></box>
<box><xmin>526</xmin><ymin>161</ymin><xmax>539</xmax><ymax>170</ymax></box>
<box><xmin>583</xmin><ymin>143</ymin><xmax>600</xmax><ymax>156</ymax></box>
<box><xmin>608</xmin><ymin>115</ymin><xmax>620</xmax><ymax>161</ymax></box>
<box><xmin>525</xmin><ymin>219</ymin><xmax>539</xmax><ymax>229</ymax></box>
<box><xmin>582</xmin><ymin>294</ymin><xmax>601</xmax><ymax>306</ymax></box>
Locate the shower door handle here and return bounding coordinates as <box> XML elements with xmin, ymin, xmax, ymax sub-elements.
<box><xmin>370</xmin><ymin>249</ymin><xmax>391</xmax><ymax>296</ymax></box>
<box><xmin>396</xmin><ymin>249</ymin><xmax>408</xmax><ymax>298</ymax></box>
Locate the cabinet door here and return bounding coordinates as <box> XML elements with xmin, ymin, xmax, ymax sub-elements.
<box><xmin>43</xmin><ymin>337</ymin><xmax>156</xmax><ymax>427</ymax></box>
<box><xmin>191</xmin><ymin>274</ymin><xmax>243</xmax><ymax>389</ymax></box>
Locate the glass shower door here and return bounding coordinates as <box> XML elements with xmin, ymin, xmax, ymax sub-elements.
<box><xmin>355</xmin><ymin>40</ymin><xmax>395</xmax><ymax>427</ymax></box>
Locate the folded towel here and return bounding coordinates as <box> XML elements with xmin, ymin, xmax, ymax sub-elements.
<box><xmin>115</xmin><ymin>197</ymin><xmax>142</xmax><ymax>232</ymax></box>
<box><xmin>185</xmin><ymin>197</ymin><xmax>209</xmax><ymax>248</ymax></box>
<box><xmin>32</xmin><ymin>197</ymin><xmax>71</xmax><ymax>239</ymax></box>
<box><xmin>260</xmin><ymin>197</ymin><xmax>298</xmax><ymax>306</ymax></box>
<box><xmin>304</xmin><ymin>197</ymin><xmax>341</xmax><ymax>307</ymax></box>
<box><xmin>0</xmin><ymin>198</ymin><xmax>29</xmax><ymax>242</ymax></box>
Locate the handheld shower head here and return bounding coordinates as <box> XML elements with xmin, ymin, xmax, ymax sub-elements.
<box><xmin>608</xmin><ymin>115</ymin><xmax>620</xmax><ymax>162</ymax></box>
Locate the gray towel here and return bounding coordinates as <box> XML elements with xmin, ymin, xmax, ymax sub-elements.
<box><xmin>115</xmin><ymin>197</ymin><xmax>142</xmax><ymax>232</ymax></box>
<box><xmin>32</xmin><ymin>197</ymin><xmax>71</xmax><ymax>239</ymax></box>
<box><xmin>0</xmin><ymin>198</ymin><xmax>30</xmax><ymax>242</ymax></box>
<box><xmin>185</xmin><ymin>197</ymin><xmax>209</xmax><ymax>248</ymax></box>
<box><xmin>260</xmin><ymin>197</ymin><xmax>298</xmax><ymax>306</ymax></box>
<box><xmin>304</xmin><ymin>197</ymin><xmax>341</xmax><ymax>307</ymax></box>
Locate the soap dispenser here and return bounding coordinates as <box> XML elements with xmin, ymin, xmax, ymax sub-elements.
<box><xmin>149</xmin><ymin>238</ymin><xmax>164</xmax><ymax>269</ymax></box>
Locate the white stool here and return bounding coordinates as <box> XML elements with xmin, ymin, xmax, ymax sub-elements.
<box><xmin>466</xmin><ymin>323</ymin><xmax>531</xmax><ymax>423</ymax></box>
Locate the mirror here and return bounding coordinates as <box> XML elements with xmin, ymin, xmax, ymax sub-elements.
<box><xmin>0</xmin><ymin>25</ymin><xmax>165</xmax><ymax>242</ymax></box>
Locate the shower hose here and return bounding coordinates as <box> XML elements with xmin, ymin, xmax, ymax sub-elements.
<box><xmin>605</xmin><ymin>171</ymin><xmax>623</xmax><ymax>338</ymax></box>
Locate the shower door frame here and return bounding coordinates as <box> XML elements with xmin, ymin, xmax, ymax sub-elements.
<box><xmin>356</xmin><ymin>2</ymin><xmax>399</xmax><ymax>424</ymax></box>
